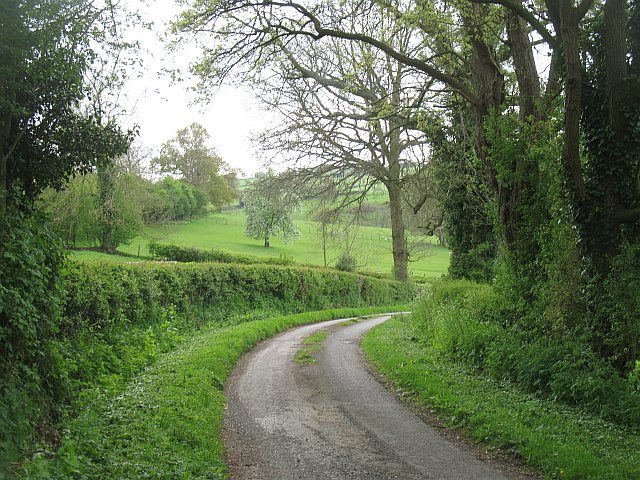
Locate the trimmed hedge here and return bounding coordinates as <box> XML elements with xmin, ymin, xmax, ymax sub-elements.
<box><xmin>147</xmin><ymin>241</ymin><xmax>296</xmax><ymax>266</ymax></box>
<box><xmin>54</xmin><ymin>261</ymin><xmax>415</xmax><ymax>397</ymax></box>
<box><xmin>59</xmin><ymin>261</ymin><xmax>414</xmax><ymax>336</ymax></box>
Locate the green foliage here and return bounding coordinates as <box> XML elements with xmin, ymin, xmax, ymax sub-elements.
<box><xmin>153</xmin><ymin>123</ymin><xmax>238</xmax><ymax>208</ymax></box>
<box><xmin>335</xmin><ymin>252</ymin><xmax>357</xmax><ymax>272</ymax></box>
<box><xmin>243</xmin><ymin>172</ymin><xmax>300</xmax><ymax>247</ymax></box>
<box><xmin>42</xmin><ymin>171</ymin><xmax>143</xmax><ymax>250</ymax></box>
<box><xmin>586</xmin><ymin>239</ymin><xmax>640</xmax><ymax>369</ymax></box>
<box><xmin>157</xmin><ymin>177</ymin><xmax>208</xmax><ymax>220</ymax></box>
<box><xmin>579</xmin><ymin>9</ymin><xmax>640</xmax><ymax>272</ymax></box>
<box><xmin>412</xmin><ymin>279</ymin><xmax>640</xmax><ymax>428</ymax></box>
<box><xmin>60</xmin><ymin>262</ymin><xmax>415</xmax><ymax>330</ymax></box>
<box><xmin>40</xmin><ymin>177</ymin><xmax>97</xmax><ymax>246</ymax></box>
<box><xmin>629</xmin><ymin>361</ymin><xmax>640</xmax><ymax>392</ymax></box>
<box><xmin>0</xmin><ymin>1</ymin><xmax>131</xmax><ymax>208</ymax></box>
<box><xmin>94</xmin><ymin>165</ymin><xmax>144</xmax><ymax>251</ymax></box>
<box><xmin>484</xmin><ymin>108</ymin><xmax>561</xmax><ymax>290</ymax></box>
<box><xmin>431</xmin><ymin>96</ymin><xmax>640</xmax><ymax>426</ymax></box>
<box><xmin>148</xmin><ymin>241</ymin><xmax>295</xmax><ymax>266</ymax></box>
<box><xmin>134</xmin><ymin>177</ymin><xmax>173</xmax><ymax>224</ymax></box>
<box><xmin>413</xmin><ymin>280</ymin><xmax>501</xmax><ymax>367</ymax></box>
<box><xmin>426</xmin><ymin>110</ymin><xmax>497</xmax><ymax>282</ymax></box>
<box><xmin>42</xmin><ymin>174</ymin><xmax>212</xmax><ymax>248</ymax></box>
<box><xmin>0</xmin><ymin>210</ymin><xmax>67</xmax><ymax>472</ymax></box>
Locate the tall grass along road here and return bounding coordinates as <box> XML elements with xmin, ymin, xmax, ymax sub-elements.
<box><xmin>224</xmin><ymin>315</ymin><xmax>531</xmax><ymax>479</ymax></box>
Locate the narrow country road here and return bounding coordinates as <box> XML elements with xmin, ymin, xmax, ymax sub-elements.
<box><xmin>223</xmin><ymin>315</ymin><xmax>533</xmax><ymax>480</ymax></box>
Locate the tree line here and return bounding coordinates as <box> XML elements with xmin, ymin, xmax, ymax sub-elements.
<box><xmin>42</xmin><ymin>123</ymin><xmax>239</xmax><ymax>252</ymax></box>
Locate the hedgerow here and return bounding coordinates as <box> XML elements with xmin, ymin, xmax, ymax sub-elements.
<box><xmin>147</xmin><ymin>240</ymin><xmax>295</xmax><ymax>266</ymax></box>
<box><xmin>60</xmin><ymin>261</ymin><xmax>411</xmax><ymax>327</ymax></box>
<box><xmin>413</xmin><ymin>279</ymin><xmax>640</xmax><ymax>428</ymax></box>
<box><xmin>56</xmin><ymin>261</ymin><xmax>414</xmax><ymax>400</ymax></box>
<box><xmin>0</xmin><ymin>212</ymin><xmax>67</xmax><ymax>475</ymax></box>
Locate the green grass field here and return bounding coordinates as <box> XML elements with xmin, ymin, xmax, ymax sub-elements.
<box><xmin>95</xmin><ymin>209</ymin><xmax>451</xmax><ymax>279</ymax></box>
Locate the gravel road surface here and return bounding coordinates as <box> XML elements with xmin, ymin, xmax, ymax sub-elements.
<box><xmin>223</xmin><ymin>315</ymin><xmax>534</xmax><ymax>480</ymax></box>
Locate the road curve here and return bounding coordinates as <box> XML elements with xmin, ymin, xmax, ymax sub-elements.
<box><xmin>223</xmin><ymin>315</ymin><xmax>527</xmax><ymax>480</ymax></box>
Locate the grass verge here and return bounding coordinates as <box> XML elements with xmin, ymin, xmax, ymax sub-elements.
<box><xmin>26</xmin><ymin>305</ymin><xmax>407</xmax><ymax>479</ymax></box>
<box><xmin>362</xmin><ymin>315</ymin><xmax>640</xmax><ymax>480</ymax></box>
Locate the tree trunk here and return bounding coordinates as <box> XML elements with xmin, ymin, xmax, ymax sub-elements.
<box><xmin>502</xmin><ymin>6</ymin><xmax>544</xmax><ymax>270</ymax></box>
<box><xmin>466</xmin><ymin>3</ymin><xmax>504</xmax><ymax>192</ymax></box>
<box><xmin>98</xmin><ymin>165</ymin><xmax>116</xmax><ymax>253</ymax></box>
<box><xmin>555</xmin><ymin>0</ymin><xmax>632</xmax><ymax>274</ymax></box>
<box><xmin>0</xmin><ymin>1</ymin><xmax>18</xmax><ymax>213</ymax></box>
<box><xmin>506</xmin><ymin>9</ymin><xmax>541</xmax><ymax>120</ymax></box>
<box><xmin>465</xmin><ymin>5</ymin><xmax>509</xmax><ymax>255</ymax></box>
<box><xmin>602</xmin><ymin>0</ymin><xmax>628</xmax><ymax>221</ymax></box>
<box><xmin>264</xmin><ymin>236</ymin><xmax>270</xmax><ymax>248</ymax></box>
<box><xmin>604</xmin><ymin>0</ymin><xmax>627</xmax><ymax>138</ymax></box>
<box><xmin>586</xmin><ymin>0</ymin><xmax>632</xmax><ymax>272</ymax></box>
<box><xmin>101</xmin><ymin>229</ymin><xmax>114</xmax><ymax>253</ymax></box>
<box><xmin>558</xmin><ymin>2</ymin><xmax>588</xmax><ymax>204</ymax></box>
<box><xmin>0</xmin><ymin>112</ymin><xmax>8</xmax><ymax>213</ymax></box>
<box><xmin>387</xmin><ymin>182</ymin><xmax>408</xmax><ymax>281</ymax></box>
<box><xmin>322</xmin><ymin>222</ymin><xmax>327</xmax><ymax>267</ymax></box>
<box><xmin>383</xmin><ymin>107</ymin><xmax>409</xmax><ymax>282</ymax></box>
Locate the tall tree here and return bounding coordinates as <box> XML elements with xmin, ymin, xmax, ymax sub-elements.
<box><xmin>42</xmin><ymin>167</ymin><xmax>144</xmax><ymax>252</ymax></box>
<box><xmin>171</xmin><ymin>0</ymin><xmax>523</xmax><ymax>279</ymax></box>
<box><xmin>175</xmin><ymin>0</ymin><xmax>640</xmax><ymax>361</ymax></box>
<box><xmin>0</xmin><ymin>0</ymin><xmax>130</xmax><ymax>212</ymax></box>
<box><xmin>246</xmin><ymin>8</ymin><xmax>433</xmax><ymax>280</ymax></box>
<box><xmin>153</xmin><ymin>123</ymin><xmax>238</xmax><ymax>208</ymax></box>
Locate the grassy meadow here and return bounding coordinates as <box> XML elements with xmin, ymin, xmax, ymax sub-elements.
<box><xmin>73</xmin><ymin>207</ymin><xmax>450</xmax><ymax>279</ymax></box>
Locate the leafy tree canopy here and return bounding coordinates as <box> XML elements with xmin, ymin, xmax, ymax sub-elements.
<box><xmin>0</xmin><ymin>0</ymin><xmax>132</xmax><ymax>211</ymax></box>
<box><xmin>153</xmin><ymin>123</ymin><xmax>238</xmax><ymax>208</ymax></box>
<box><xmin>243</xmin><ymin>171</ymin><xmax>300</xmax><ymax>247</ymax></box>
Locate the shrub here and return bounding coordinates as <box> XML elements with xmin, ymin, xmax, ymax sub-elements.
<box><xmin>335</xmin><ymin>252</ymin><xmax>357</xmax><ymax>272</ymax></box>
<box><xmin>590</xmin><ymin>240</ymin><xmax>640</xmax><ymax>370</ymax></box>
<box><xmin>55</xmin><ymin>261</ymin><xmax>415</xmax><ymax>404</ymax></box>
<box><xmin>413</xmin><ymin>280</ymin><xmax>500</xmax><ymax>367</ymax></box>
<box><xmin>3</xmin><ymin>253</ymin><xmax>414</xmax><ymax>478</ymax></box>
<box><xmin>60</xmin><ymin>262</ymin><xmax>414</xmax><ymax>330</ymax></box>
<box><xmin>157</xmin><ymin>177</ymin><xmax>208</xmax><ymax>220</ymax></box>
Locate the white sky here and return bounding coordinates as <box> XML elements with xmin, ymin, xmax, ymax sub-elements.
<box><xmin>119</xmin><ymin>1</ymin><xmax>268</xmax><ymax>178</ymax></box>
